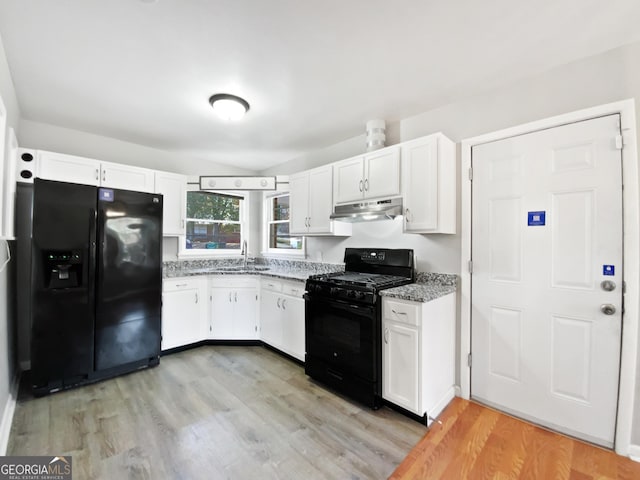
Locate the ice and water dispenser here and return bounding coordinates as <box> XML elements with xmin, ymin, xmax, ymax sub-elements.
<box><xmin>43</xmin><ymin>250</ymin><xmax>83</xmax><ymax>289</ymax></box>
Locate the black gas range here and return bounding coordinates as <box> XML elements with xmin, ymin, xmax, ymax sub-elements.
<box><xmin>304</xmin><ymin>248</ymin><xmax>415</xmax><ymax>408</ymax></box>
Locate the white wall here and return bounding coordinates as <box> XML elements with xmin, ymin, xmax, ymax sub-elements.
<box><xmin>0</xmin><ymin>31</ymin><xmax>20</xmax><ymax>451</ymax></box>
<box><xmin>18</xmin><ymin>119</ymin><xmax>255</xmax><ymax>177</ymax></box>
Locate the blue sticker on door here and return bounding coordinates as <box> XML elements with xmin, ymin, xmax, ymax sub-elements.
<box><xmin>603</xmin><ymin>265</ymin><xmax>615</xmax><ymax>276</ymax></box>
<box><xmin>527</xmin><ymin>211</ymin><xmax>546</xmax><ymax>226</ymax></box>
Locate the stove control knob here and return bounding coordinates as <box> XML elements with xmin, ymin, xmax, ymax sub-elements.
<box><xmin>347</xmin><ymin>290</ymin><xmax>356</xmax><ymax>298</ymax></box>
<box><xmin>330</xmin><ymin>287</ymin><xmax>339</xmax><ymax>296</ymax></box>
<box><xmin>356</xmin><ymin>291</ymin><xmax>366</xmax><ymax>300</ymax></box>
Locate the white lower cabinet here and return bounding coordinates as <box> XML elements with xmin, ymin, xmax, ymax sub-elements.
<box><xmin>209</xmin><ymin>276</ymin><xmax>259</xmax><ymax>340</ymax></box>
<box><xmin>260</xmin><ymin>279</ymin><xmax>305</xmax><ymax>361</ymax></box>
<box><xmin>162</xmin><ymin>276</ymin><xmax>208</xmax><ymax>350</ymax></box>
<box><xmin>382</xmin><ymin>293</ymin><xmax>456</xmax><ymax>424</ymax></box>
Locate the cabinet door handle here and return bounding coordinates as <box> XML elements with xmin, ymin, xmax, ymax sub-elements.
<box><xmin>282</xmin><ymin>299</ymin><xmax>287</xmax><ymax>310</ymax></box>
<box><xmin>277</xmin><ymin>298</ymin><xmax>281</xmax><ymax>308</ymax></box>
<box><xmin>359</xmin><ymin>179</ymin><xmax>363</xmax><ymax>192</ymax></box>
<box><xmin>181</xmin><ymin>219</ymin><xmax>185</xmax><ymax>229</ymax></box>
<box><xmin>405</xmin><ymin>208</ymin><xmax>410</xmax><ymax>222</ymax></box>
<box><xmin>384</xmin><ymin>328</ymin><xmax>389</xmax><ymax>344</ymax></box>
<box><xmin>229</xmin><ymin>292</ymin><xmax>232</xmax><ymax>302</ymax></box>
<box><xmin>195</xmin><ymin>292</ymin><xmax>198</xmax><ymax>304</ymax></box>
<box><xmin>95</xmin><ymin>168</ymin><xmax>99</xmax><ymax>181</ymax></box>
<box><xmin>235</xmin><ymin>292</ymin><xmax>238</xmax><ymax>302</ymax></box>
<box><xmin>391</xmin><ymin>309</ymin><xmax>407</xmax><ymax>316</ymax></box>
<box><xmin>364</xmin><ymin>178</ymin><xmax>369</xmax><ymax>191</ymax></box>
<box><xmin>102</xmin><ymin>169</ymin><xmax>106</xmax><ymax>182</ymax></box>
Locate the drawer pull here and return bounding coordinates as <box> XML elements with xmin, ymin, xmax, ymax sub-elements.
<box><xmin>391</xmin><ymin>309</ymin><xmax>407</xmax><ymax>315</ymax></box>
<box><xmin>175</xmin><ymin>283</ymin><xmax>188</xmax><ymax>287</ymax></box>
<box><xmin>282</xmin><ymin>299</ymin><xmax>287</xmax><ymax>310</ymax></box>
<box><xmin>277</xmin><ymin>298</ymin><xmax>281</xmax><ymax>308</ymax></box>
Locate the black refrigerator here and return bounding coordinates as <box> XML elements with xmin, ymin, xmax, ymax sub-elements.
<box><xmin>30</xmin><ymin>179</ymin><xmax>163</xmax><ymax>395</ymax></box>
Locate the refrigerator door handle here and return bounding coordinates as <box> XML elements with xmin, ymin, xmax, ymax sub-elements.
<box><xmin>88</xmin><ymin>207</ymin><xmax>97</xmax><ymax>318</ymax></box>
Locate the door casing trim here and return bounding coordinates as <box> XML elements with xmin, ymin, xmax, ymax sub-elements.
<box><xmin>460</xmin><ymin>99</ymin><xmax>639</xmax><ymax>457</ymax></box>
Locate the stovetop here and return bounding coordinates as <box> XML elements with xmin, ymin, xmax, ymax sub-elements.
<box><xmin>309</xmin><ymin>272</ymin><xmax>411</xmax><ymax>290</ymax></box>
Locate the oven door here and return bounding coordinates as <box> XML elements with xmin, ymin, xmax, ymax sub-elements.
<box><xmin>305</xmin><ymin>294</ymin><xmax>378</xmax><ymax>381</ymax></box>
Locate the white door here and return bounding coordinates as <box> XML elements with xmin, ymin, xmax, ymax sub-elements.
<box><xmin>307</xmin><ymin>166</ymin><xmax>332</xmax><ymax>234</ymax></box>
<box><xmin>36</xmin><ymin>151</ymin><xmax>101</xmax><ymax>186</ymax></box>
<box><xmin>155</xmin><ymin>171</ymin><xmax>186</xmax><ymax>236</ymax></box>
<box><xmin>471</xmin><ymin>114</ymin><xmax>623</xmax><ymax>447</ymax></box>
<box><xmin>333</xmin><ymin>156</ymin><xmax>364</xmax><ymax>204</ymax></box>
<box><xmin>363</xmin><ymin>146</ymin><xmax>400</xmax><ymax>200</ymax></box>
<box><xmin>162</xmin><ymin>287</ymin><xmax>201</xmax><ymax>350</ymax></box>
<box><xmin>382</xmin><ymin>320</ymin><xmax>420</xmax><ymax>413</ymax></box>
<box><xmin>401</xmin><ymin>137</ymin><xmax>439</xmax><ymax>232</ymax></box>
<box><xmin>289</xmin><ymin>172</ymin><xmax>310</xmax><ymax>235</ymax></box>
<box><xmin>260</xmin><ymin>290</ymin><xmax>282</xmax><ymax>348</ymax></box>
<box><xmin>210</xmin><ymin>288</ymin><xmax>235</xmax><ymax>339</ymax></box>
<box><xmin>101</xmin><ymin>162</ymin><xmax>155</xmax><ymax>193</ymax></box>
<box><xmin>233</xmin><ymin>289</ymin><xmax>258</xmax><ymax>339</ymax></box>
<box><xmin>281</xmin><ymin>295</ymin><xmax>305</xmax><ymax>361</ymax></box>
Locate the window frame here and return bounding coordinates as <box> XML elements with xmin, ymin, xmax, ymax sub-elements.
<box><xmin>262</xmin><ymin>190</ymin><xmax>305</xmax><ymax>257</ymax></box>
<box><xmin>179</xmin><ymin>185</ymin><xmax>248</xmax><ymax>258</ymax></box>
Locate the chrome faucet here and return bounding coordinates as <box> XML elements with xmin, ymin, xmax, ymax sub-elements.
<box><xmin>241</xmin><ymin>240</ymin><xmax>248</xmax><ymax>269</ymax></box>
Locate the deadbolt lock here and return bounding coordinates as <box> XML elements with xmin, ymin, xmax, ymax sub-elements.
<box><xmin>600</xmin><ymin>280</ymin><xmax>616</xmax><ymax>292</ymax></box>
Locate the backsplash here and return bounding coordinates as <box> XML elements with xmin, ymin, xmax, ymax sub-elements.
<box><xmin>416</xmin><ymin>272</ymin><xmax>458</xmax><ymax>286</ymax></box>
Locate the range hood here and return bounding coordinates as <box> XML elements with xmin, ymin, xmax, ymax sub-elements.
<box><xmin>330</xmin><ymin>197</ymin><xmax>403</xmax><ymax>223</ymax></box>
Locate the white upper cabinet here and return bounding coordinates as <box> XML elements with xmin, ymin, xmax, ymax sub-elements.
<box><xmin>401</xmin><ymin>133</ymin><xmax>456</xmax><ymax>234</ymax></box>
<box><xmin>154</xmin><ymin>171</ymin><xmax>187</xmax><ymax>236</ymax></box>
<box><xmin>36</xmin><ymin>150</ymin><xmax>155</xmax><ymax>193</ymax></box>
<box><xmin>364</xmin><ymin>147</ymin><xmax>401</xmax><ymax>200</ymax></box>
<box><xmin>333</xmin><ymin>156</ymin><xmax>364</xmax><ymax>204</ymax></box>
<box><xmin>289</xmin><ymin>165</ymin><xmax>351</xmax><ymax>236</ymax></box>
<box><xmin>36</xmin><ymin>151</ymin><xmax>101</xmax><ymax>186</ymax></box>
<box><xmin>333</xmin><ymin>146</ymin><xmax>401</xmax><ymax>204</ymax></box>
<box><xmin>100</xmin><ymin>161</ymin><xmax>155</xmax><ymax>193</ymax></box>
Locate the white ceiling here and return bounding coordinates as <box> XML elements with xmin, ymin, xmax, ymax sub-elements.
<box><xmin>1</xmin><ymin>0</ymin><xmax>639</xmax><ymax>171</ymax></box>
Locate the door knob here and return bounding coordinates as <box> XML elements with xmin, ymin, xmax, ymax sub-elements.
<box><xmin>600</xmin><ymin>304</ymin><xmax>616</xmax><ymax>315</ymax></box>
<box><xmin>601</xmin><ymin>280</ymin><xmax>616</xmax><ymax>292</ymax></box>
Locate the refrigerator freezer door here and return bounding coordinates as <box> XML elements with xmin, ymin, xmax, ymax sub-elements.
<box><xmin>31</xmin><ymin>179</ymin><xmax>97</xmax><ymax>390</ymax></box>
<box><xmin>95</xmin><ymin>188</ymin><xmax>163</xmax><ymax>371</ymax></box>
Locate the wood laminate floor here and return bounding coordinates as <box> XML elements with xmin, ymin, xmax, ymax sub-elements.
<box><xmin>8</xmin><ymin>346</ymin><xmax>426</xmax><ymax>479</ymax></box>
<box><xmin>391</xmin><ymin>397</ymin><xmax>640</xmax><ymax>480</ymax></box>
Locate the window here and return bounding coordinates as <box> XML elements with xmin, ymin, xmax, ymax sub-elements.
<box><xmin>265</xmin><ymin>193</ymin><xmax>303</xmax><ymax>254</ymax></box>
<box><xmin>184</xmin><ymin>190</ymin><xmax>244</xmax><ymax>252</ymax></box>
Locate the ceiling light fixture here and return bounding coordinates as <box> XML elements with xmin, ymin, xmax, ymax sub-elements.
<box><xmin>208</xmin><ymin>94</ymin><xmax>250</xmax><ymax>121</ymax></box>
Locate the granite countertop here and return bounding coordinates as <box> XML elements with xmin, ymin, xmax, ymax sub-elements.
<box><xmin>164</xmin><ymin>267</ymin><xmax>313</xmax><ymax>283</ymax></box>
<box><xmin>163</xmin><ymin>258</ymin><xmax>344</xmax><ymax>283</ymax></box>
<box><xmin>380</xmin><ymin>272</ymin><xmax>458</xmax><ymax>303</ymax></box>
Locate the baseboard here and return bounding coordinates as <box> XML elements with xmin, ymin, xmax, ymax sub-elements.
<box><xmin>0</xmin><ymin>372</ymin><xmax>20</xmax><ymax>455</ymax></box>
<box><xmin>430</xmin><ymin>386</ymin><xmax>456</xmax><ymax>421</ymax></box>
<box><xmin>628</xmin><ymin>444</ymin><xmax>640</xmax><ymax>462</ymax></box>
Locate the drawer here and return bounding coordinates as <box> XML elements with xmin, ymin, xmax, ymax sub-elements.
<box><xmin>383</xmin><ymin>298</ymin><xmax>421</xmax><ymax>326</ymax></box>
<box><xmin>261</xmin><ymin>278</ymin><xmax>282</xmax><ymax>293</ymax></box>
<box><xmin>282</xmin><ymin>281</ymin><xmax>305</xmax><ymax>298</ymax></box>
<box><xmin>209</xmin><ymin>275</ymin><xmax>258</xmax><ymax>288</ymax></box>
<box><xmin>163</xmin><ymin>277</ymin><xmax>199</xmax><ymax>292</ymax></box>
